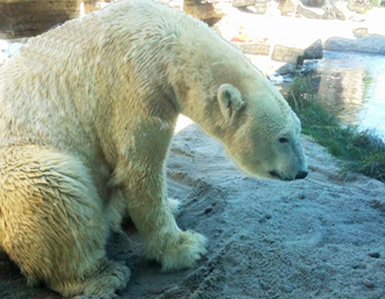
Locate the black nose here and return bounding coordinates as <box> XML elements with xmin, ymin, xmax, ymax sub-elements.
<box><xmin>295</xmin><ymin>171</ymin><xmax>308</xmax><ymax>180</ymax></box>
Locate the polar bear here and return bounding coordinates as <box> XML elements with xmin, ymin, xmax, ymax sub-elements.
<box><xmin>0</xmin><ymin>0</ymin><xmax>307</xmax><ymax>296</ymax></box>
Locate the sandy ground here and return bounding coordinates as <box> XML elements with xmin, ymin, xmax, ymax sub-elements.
<box><xmin>1</xmin><ymin>3</ymin><xmax>385</xmax><ymax>299</ymax></box>
<box><xmin>1</xmin><ymin>122</ymin><xmax>385</xmax><ymax>298</ymax></box>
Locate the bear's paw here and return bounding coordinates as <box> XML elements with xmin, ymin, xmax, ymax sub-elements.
<box><xmin>160</xmin><ymin>230</ymin><xmax>207</xmax><ymax>272</ymax></box>
<box><xmin>58</xmin><ymin>260</ymin><xmax>131</xmax><ymax>297</ymax></box>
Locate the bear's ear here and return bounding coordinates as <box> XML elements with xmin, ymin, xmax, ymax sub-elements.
<box><xmin>217</xmin><ymin>84</ymin><xmax>245</xmax><ymax>124</ymax></box>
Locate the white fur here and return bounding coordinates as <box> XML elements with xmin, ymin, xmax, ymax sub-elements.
<box><xmin>0</xmin><ymin>0</ymin><xmax>306</xmax><ymax>296</ymax></box>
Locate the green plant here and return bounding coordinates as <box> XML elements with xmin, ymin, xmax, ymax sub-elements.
<box><xmin>369</xmin><ymin>0</ymin><xmax>384</xmax><ymax>7</ymax></box>
<box><xmin>286</xmin><ymin>75</ymin><xmax>385</xmax><ymax>182</ymax></box>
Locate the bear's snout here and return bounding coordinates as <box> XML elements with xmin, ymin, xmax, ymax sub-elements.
<box><xmin>269</xmin><ymin>169</ymin><xmax>308</xmax><ymax>181</ymax></box>
<box><xmin>295</xmin><ymin>170</ymin><xmax>308</xmax><ymax>180</ymax></box>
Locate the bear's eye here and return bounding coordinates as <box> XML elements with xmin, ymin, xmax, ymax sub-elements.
<box><xmin>279</xmin><ymin>137</ymin><xmax>289</xmax><ymax>143</ymax></box>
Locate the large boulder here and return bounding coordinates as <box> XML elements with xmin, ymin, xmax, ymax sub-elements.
<box><xmin>183</xmin><ymin>0</ymin><xmax>225</xmax><ymax>25</ymax></box>
<box><xmin>324</xmin><ymin>35</ymin><xmax>385</xmax><ymax>55</ymax></box>
<box><xmin>0</xmin><ymin>0</ymin><xmax>80</xmax><ymax>37</ymax></box>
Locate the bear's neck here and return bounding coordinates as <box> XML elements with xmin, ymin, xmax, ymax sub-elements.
<box><xmin>166</xmin><ymin>35</ymin><xmax>251</xmax><ymax>139</ymax></box>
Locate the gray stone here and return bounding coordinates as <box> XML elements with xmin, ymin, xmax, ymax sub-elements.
<box><xmin>282</xmin><ymin>284</ymin><xmax>294</xmax><ymax>293</ymax></box>
<box><xmin>363</xmin><ymin>281</ymin><xmax>375</xmax><ymax>289</ymax></box>
<box><xmin>353</xmin><ymin>27</ymin><xmax>369</xmax><ymax>38</ymax></box>
<box><xmin>323</xmin><ymin>0</ymin><xmax>355</xmax><ymax>20</ymax></box>
<box><xmin>324</xmin><ymin>35</ymin><xmax>385</xmax><ymax>55</ymax></box>
<box><xmin>297</xmin><ymin>3</ymin><xmax>325</xmax><ymax>18</ymax></box>
<box><xmin>301</xmin><ymin>0</ymin><xmax>326</xmax><ymax>7</ymax></box>
<box><xmin>334</xmin><ymin>7</ymin><xmax>346</xmax><ymax>20</ymax></box>
<box><xmin>239</xmin><ymin>41</ymin><xmax>270</xmax><ymax>56</ymax></box>
<box><xmin>254</xmin><ymin>0</ymin><xmax>268</xmax><ymax>14</ymax></box>
<box><xmin>348</xmin><ymin>0</ymin><xmax>373</xmax><ymax>14</ymax></box>
<box><xmin>278</xmin><ymin>0</ymin><xmax>297</xmax><ymax>16</ymax></box>
<box><xmin>0</xmin><ymin>0</ymin><xmax>80</xmax><ymax>37</ymax></box>
<box><xmin>304</xmin><ymin>39</ymin><xmax>323</xmax><ymax>59</ymax></box>
<box><xmin>232</xmin><ymin>0</ymin><xmax>256</xmax><ymax>8</ymax></box>
<box><xmin>272</xmin><ymin>45</ymin><xmax>305</xmax><ymax>64</ymax></box>
<box><xmin>368</xmin><ymin>252</ymin><xmax>380</xmax><ymax>258</ymax></box>
<box><xmin>276</xmin><ymin>63</ymin><xmax>297</xmax><ymax>75</ymax></box>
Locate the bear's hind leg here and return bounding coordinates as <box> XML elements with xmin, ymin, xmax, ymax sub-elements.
<box><xmin>54</xmin><ymin>258</ymin><xmax>130</xmax><ymax>297</ymax></box>
<box><xmin>0</xmin><ymin>146</ymin><xmax>130</xmax><ymax>297</ymax></box>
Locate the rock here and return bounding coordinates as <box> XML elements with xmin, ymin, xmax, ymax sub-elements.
<box><xmin>272</xmin><ymin>45</ymin><xmax>305</xmax><ymax>64</ymax></box>
<box><xmin>301</xmin><ymin>0</ymin><xmax>326</xmax><ymax>7</ymax></box>
<box><xmin>352</xmin><ymin>263</ymin><xmax>366</xmax><ymax>269</ymax></box>
<box><xmin>276</xmin><ymin>63</ymin><xmax>298</xmax><ymax>75</ymax></box>
<box><xmin>368</xmin><ymin>252</ymin><xmax>380</xmax><ymax>258</ymax></box>
<box><xmin>323</xmin><ymin>0</ymin><xmax>357</xmax><ymax>20</ymax></box>
<box><xmin>324</xmin><ymin>35</ymin><xmax>385</xmax><ymax>55</ymax></box>
<box><xmin>0</xmin><ymin>0</ymin><xmax>80</xmax><ymax>37</ymax></box>
<box><xmin>304</xmin><ymin>39</ymin><xmax>323</xmax><ymax>59</ymax></box>
<box><xmin>282</xmin><ymin>284</ymin><xmax>294</xmax><ymax>293</ymax></box>
<box><xmin>353</xmin><ymin>27</ymin><xmax>369</xmax><ymax>38</ymax></box>
<box><xmin>363</xmin><ymin>281</ymin><xmax>375</xmax><ymax>289</ymax></box>
<box><xmin>297</xmin><ymin>3</ymin><xmax>325</xmax><ymax>18</ymax></box>
<box><xmin>254</xmin><ymin>0</ymin><xmax>268</xmax><ymax>14</ymax></box>
<box><xmin>269</xmin><ymin>73</ymin><xmax>284</xmax><ymax>84</ymax></box>
<box><xmin>278</xmin><ymin>0</ymin><xmax>297</xmax><ymax>17</ymax></box>
<box><xmin>83</xmin><ymin>0</ymin><xmax>100</xmax><ymax>14</ymax></box>
<box><xmin>239</xmin><ymin>41</ymin><xmax>270</xmax><ymax>56</ymax></box>
<box><xmin>348</xmin><ymin>0</ymin><xmax>373</xmax><ymax>14</ymax></box>
<box><xmin>323</xmin><ymin>1</ymin><xmax>352</xmax><ymax>21</ymax></box>
<box><xmin>298</xmin><ymin>192</ymin><xmax>306</xmax><ymax>199</ymax></box>
<box><xmin>183</xmin><ymin>0</ymin><xmax>225</xmax><ymax>25</ymax></box>
<box><xmin>335</xmin><ymin>9</ymin><xmax>346</xmax><ymax>20</ymax></box>
<box><xmin>204</xmin><ymin>207</ymin><xmax>213</xmax><ymax>214</ymax></box>
<box><xmin>259</xmin><ymin>214</ymin><xmax>273</xmax><ymax>224</ymax></box>
<box><xmin>232</xmin><ymin>0</ymin><xmax>256</xmax><ymax>8</ymax></box>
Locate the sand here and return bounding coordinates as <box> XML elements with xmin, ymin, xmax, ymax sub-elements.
<box><xmin>1</xmin><ymin>3</ymin><xmax>385</xmax><ymax>298</ymax></box>
<box><xmin>1</xmin><ymin>121</ymin><xmax>385</xmax><ymax>298</ymax></box>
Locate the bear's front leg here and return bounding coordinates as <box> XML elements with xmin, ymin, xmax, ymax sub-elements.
<box><xmin>119</xmin><ymin>166</ymin><xmax>207</xmax><ymax>271</ymax></box>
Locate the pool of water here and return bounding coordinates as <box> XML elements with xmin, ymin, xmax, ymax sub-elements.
<box><xmin>307</xmin><ymin>50</ymin><xmax>385</xmax><ymax>140</ymax></box>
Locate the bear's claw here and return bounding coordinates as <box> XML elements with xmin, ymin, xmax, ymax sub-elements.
<box><xmin>160</xmin><ymin>230</ymin><xmax>207</xmax><ymax>272</ymax></box>
<box><xmin>168</xmin><ymin>197</ymin><xmax>182</xmax><ymax>217</ymax></box>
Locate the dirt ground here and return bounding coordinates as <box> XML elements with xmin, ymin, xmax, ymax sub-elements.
<box><xmin>1</xmin><ymin>1</ymin><xmax>385</xmax><ymax>298</ymax></box>
<box><xmin>1</xmin><ymin>123</ymin><xmax>385</xmax><ymax>298</ymax></box>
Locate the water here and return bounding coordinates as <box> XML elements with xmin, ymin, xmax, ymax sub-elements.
<box><xmin>306</xmin><ymin>50</ymin><xmax>385</xmax><ymax>140</ymax></box>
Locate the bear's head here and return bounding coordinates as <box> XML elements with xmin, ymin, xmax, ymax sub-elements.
<box><xmin>213</xmin><ymin>77</ymin><xmax>308</xmax><ymax>181</ymax></box>
<box><xmin>171</xmin><ymin>29</ymin><xmax>307</xmax><ymax>181</ymax></box>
